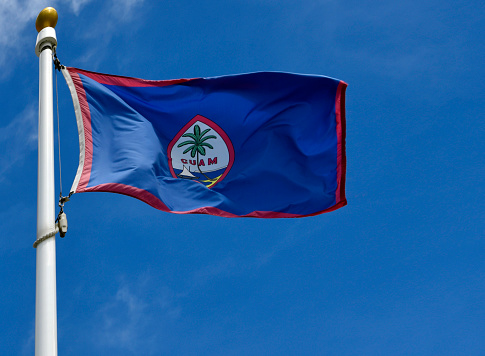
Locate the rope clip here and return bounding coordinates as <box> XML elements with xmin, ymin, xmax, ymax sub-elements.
<box><xmin>58</xmin><ymin>211</ymin><xmax>68</xmax><ymax>238</ymax></box>
<box><xmin>52</xmin><ymin>46</ymin><xmax>64</xmax><ymax>71</ymax></box>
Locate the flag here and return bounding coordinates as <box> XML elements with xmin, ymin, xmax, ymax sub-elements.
<box><xmin>62</xmin><ymin>67</ymin><xmax>347</xmax><ymax>218</ymax></box>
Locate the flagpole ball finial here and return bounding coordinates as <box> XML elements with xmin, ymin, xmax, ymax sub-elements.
<box><xmin>36</xmin><ymin>7</ymin><xmax>58</xmax><ymax>32</ymax></box>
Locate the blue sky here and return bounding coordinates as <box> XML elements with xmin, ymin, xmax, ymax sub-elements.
<box><xmin>1</xmin><ymin>0</ymin><xmax>484</xmax><ymax>355</ymax></box>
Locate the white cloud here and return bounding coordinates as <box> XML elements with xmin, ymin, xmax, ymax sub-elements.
<box><xmin>93</xmin><ymin>275</ymin><xmax>180</xmax><ymax>354</ymax></box>
<box><xmin>190</xmin><ymin>223</ymin><xmax>305</xmax><ymax>288</ymax></box>
<box><xmin>0</xmin><ymin>0</ymin><xmax>44</xmax><ymax>49</ymax></box>
<box><xmin>56</xmin><ymin>0</ymin><xmax>145</xmax><ymax>70</ymax></box>
<box><xmin>109</xmin><ymin>0</ymin><xmax>144</xmax><ymax>21</ymax></box>
<box><xmin>20</xmin><ymin>323</ymin><xmax>35</xmax><ymax>356</ymax></box>
<box><xmin>69</xmin><ymin>0</ymin><xmax>91</xmax><ymax>15</ymax></box>
<box><xmin>0</xmin><ymin>0</ymin><xmax>92</xmax><ymax>73</ymax></box>
<box><xmin>99</xmin><ymin>284</ymin><xmax>148</xmax><ymax>350</ymax></box>
<box><xmin>0</xmin><ymin>0</ymin><xmax>151</xmax><ymax>74</ymax></box>
<box><xmin>0</xmin><ymin>105</ymin><xmax>37</xmax><ymax>179</ymax></box>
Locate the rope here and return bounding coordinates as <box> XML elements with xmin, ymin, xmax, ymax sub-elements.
<box><xmin>55</xmin><ymin>55</ymin><xmax>63</xmax><ymax>198</ymax></box>
<box><xmin>33</xmin><ymin>227</ymin><xmax>59</xmax><ymax>248</ymax></box>
<box><xmin>52</xmin><ymin>48</ymin><xmax>71</xmax><ymax>211</ymax></box>
<box><xmin>33</xmin><ymin>49</ymin><xmax>70</xmax><ymax>249</ymax></box>
<box><xmin>53</xmin><ymin>47</ymin><xmax>65</xmax><ymax>197</ymax></box>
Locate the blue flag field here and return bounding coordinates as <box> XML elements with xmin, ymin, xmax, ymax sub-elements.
<box><xmin>62</xmin><ymin>67</ymin><xmax>347</xmax><ymax>218</ymax></box>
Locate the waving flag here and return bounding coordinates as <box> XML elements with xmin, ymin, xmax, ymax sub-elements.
<box><xmin>62</xmin><ymin>67</ymin><xmax>347</xmax><ymax>218</ymax></box>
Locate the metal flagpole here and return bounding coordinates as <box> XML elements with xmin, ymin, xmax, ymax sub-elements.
<box><xmin>34</xmin><ymin>7</ymin><xmax>58</xmax><ymax>356</ymax></box>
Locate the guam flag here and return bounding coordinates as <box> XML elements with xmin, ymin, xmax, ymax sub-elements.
<box><xmin>62</xmin><ymin>67</ymin><xmax>347</xmax><ymax>218</ymax></box>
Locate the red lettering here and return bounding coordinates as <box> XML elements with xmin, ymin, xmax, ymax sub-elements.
<box><xmin>208</xmin><ymin>157</ymin><xmax>218</xmax><ymax>165</ymax></box>
<box><xmin>181</xmin><ymin>159</ymin><xmax>187</xmax><ymax>164</ymax></box>
<box><xmin>189</xmin><ymin>160</ymin><xmax>196</xmax><ymax>165</ymax></box>
<box><xmin>198</xmin><ymin>159</ymin><xmax>205</xmax><ymax>166</ymax></box>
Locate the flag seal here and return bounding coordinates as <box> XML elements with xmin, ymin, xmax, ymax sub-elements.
<box><xmin>168</xmin><ymin>115</ymin><xmax>234</xmax><ymax>188</ymax></box>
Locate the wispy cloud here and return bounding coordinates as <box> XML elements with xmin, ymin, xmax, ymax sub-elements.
<box><xmin>70</xmin><ymin>0</ymin><xmax>145</xmax><ymax>70</ymax></box>
<box><xmin>190</xmin><ymin>222</ymin><xmax>306</xmax><ymax>288</ymax></box>
<box><xmin>92</xmin><ymin>274</ymin><xmax>180</xmax><ymax>354</ymax></box>
<box><xmin>69</xmin><ymin>0</ymin><xmax>91</xmax><ymax>15</ymax></box>
<box><xmin>0</xmin><ymin>105</ymin><xmax>37</xmax><ymax>180</ymax></box>
<box><xmin>20</xmin><ymin>322</ymin><xmax>35</xmax><ymax>356</ymax></box>
<box><xmin>89</xmin><ymin>226</ymin><xmax>304</xmax><ymax>353</ymax></box>
<box><xmin>109</xmin><ymin>0</ymin><xmax>144</xmax><ymax>21</ymax></box>
<box><xmin>0</xmin><ymin>0</ymin><xmax>92</xmax><ymax>73</ymax></box>
<box><xmin>0</xmin><ymin>0</ymin><xmax>45</xmax><ymax>69</ymax></box>
<box><xmin>0</xmin><ymin>0</ymin><xmax>146</xmax><ymax>172</ymax></box>
<box><xmin>0</xmin><ymin>0</ymin><xmax>144</xmax><ymax>75</ymax></box>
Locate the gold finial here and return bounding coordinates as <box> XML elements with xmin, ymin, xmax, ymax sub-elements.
<box><xmin>35</xmin><ymin>7</ymin><xmax>58</xmax><ymax>32</ymax></box>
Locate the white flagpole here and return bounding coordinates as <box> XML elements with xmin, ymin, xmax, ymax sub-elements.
<box><xmin>34</xmin><ymin>7</ymin><xmax>58</xmax><ymax>356</ymax></box>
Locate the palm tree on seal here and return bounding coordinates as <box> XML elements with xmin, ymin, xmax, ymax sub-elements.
<box><xmin>177</xmin><ymin>124</ymin><xmax>217</xmax><ymax>181</ymax></box>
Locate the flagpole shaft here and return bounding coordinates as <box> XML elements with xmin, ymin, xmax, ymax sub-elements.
<box><xmin>35</xmin><ymin>11</ymin><xmax>58</xmax><ymax>355</ymax></box>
